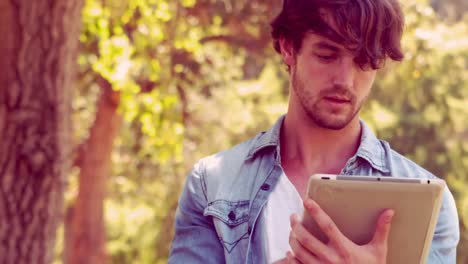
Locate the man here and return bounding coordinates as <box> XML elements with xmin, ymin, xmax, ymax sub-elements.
<box><xmin>169</xmin><ymin>0</ymin><xmax>460</xmax><ymax>263</ymax></box>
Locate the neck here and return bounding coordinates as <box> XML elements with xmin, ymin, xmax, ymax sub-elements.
<box><xmin>280</xmin><ymin>110</ymin><xmax>361</xmax><ymax>176</ymax></box>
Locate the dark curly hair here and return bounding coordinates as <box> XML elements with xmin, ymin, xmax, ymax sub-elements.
<box><xmin>271</xmin><ymin>0</ymin><xmax>405</xmax><ymax>69</ymax></box>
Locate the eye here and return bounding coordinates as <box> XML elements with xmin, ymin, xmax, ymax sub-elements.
<box><xmin>316</xmin><ymin>54</ymin><xmax>337</xmax><ymax>62</ymax></box>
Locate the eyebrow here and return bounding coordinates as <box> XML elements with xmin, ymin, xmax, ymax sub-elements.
<box><xmin>314</xmin><ymin>42</ymin><xmax>341</xmax><ymax>52</ymax></box>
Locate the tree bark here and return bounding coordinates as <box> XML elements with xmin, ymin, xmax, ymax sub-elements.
<box><xmin>65</xmin><ymin>76</ymin><xmax>121</xmax><ymax>264</ymax></box>
<box><xmin>0</xmin><ymin>0</ymin><xmax>83</xmax><ymax>263</ymax></box>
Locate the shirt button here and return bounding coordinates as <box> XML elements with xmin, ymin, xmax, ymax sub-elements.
<box><xmin>228</xmin><ymin>211</ymin><xmax>236</xmax><ymax>221</ymax></box>
<box><xmin>261</xmin><ymin>184</ymin><xmax>270</xmax><ymax>191</ymax></box>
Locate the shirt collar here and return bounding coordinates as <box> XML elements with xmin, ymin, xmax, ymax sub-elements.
<box><xmin>246</xmin><ymin>115</ymin><xmax>390</xmax><ymax>174</ymax></box>
<box><xmin>245</xmin><ymin>116</ymin><xmax>284</xmax><ymax>160</ymax></box>
<box><xmin>355</xmin><ymin>121</ymin><xmax>390</xmax><ymax>174</ymax></box>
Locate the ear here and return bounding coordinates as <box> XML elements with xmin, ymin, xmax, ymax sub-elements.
<box><xmin>279</xmin><ymin>38</ymin><xmax>296</xmax><ymax>66</ymax></box>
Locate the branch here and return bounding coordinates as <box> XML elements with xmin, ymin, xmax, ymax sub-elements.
<box><xmin>73</xmin><ymin>73</ymin><xmax>119</xmax><ymax>168</ymax></box>
<box><xmin>96</xmin><ymin>74</ymin><xmax>120</xmax><ymax>107</ymax></box>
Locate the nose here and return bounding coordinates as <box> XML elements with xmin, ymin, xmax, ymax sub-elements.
<box><xmin>332</xmin><ymin>57</ymin><xmax>355</xmax><ymax>89</ymax></box>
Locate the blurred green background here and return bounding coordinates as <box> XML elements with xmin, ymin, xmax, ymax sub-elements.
<box><xmin>59</xmin><ymin>0</ymin><xmax>468</xmax><ymax>263</ymax></box>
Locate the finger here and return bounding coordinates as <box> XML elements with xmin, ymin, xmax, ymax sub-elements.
<box><xmin>290</xmin><ymin>214</ymin><xmax>339</xmax><ymax>263</ymax></box>
<box><xmin>304</xmin><ymin>199</ymin><xmax>347</xmax><ymax>245</ymax></box>
<box><xmin>289</xmin><ymin>239</ymin><xmax>327</xmax><ymax>264</ymax></box>
<box><xmin>289</xmin><ymin>233</ymin><xmax>318</xmax><ymax>263</ymax></box>
<box><xmin>286</xmin><ymin>251</ymin><xmax>302</xmax><ymax>264</ymax></box>
<box><xmin>371</xmin><ymin>209</ymin><xmax>394</xmax><ymax>247</ymax></box>
<box><xmin>287</xmin><ymin>247</ymin><xmax>319</xmax><ymax>264</ymax></box>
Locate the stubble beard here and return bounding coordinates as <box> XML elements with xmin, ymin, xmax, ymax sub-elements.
<box><xmin>291</xmin><ymin>69</ymin><xmax>365</xmax><ymax>130</ymax></box>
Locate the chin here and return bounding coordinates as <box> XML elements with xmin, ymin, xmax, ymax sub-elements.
<box><xmin>317</xmin><ymin>121</ymin><xmax>350</xmax><ymax>130</ymax></box>
<box><xmin>308</xmin><ymin>114</ymin><xmax>353</xmax><ymax>130</ymax></box>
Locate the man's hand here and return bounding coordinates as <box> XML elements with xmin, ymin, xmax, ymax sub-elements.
<box><xmin>287</xmin><ymin>199</ymin><xmax>394</xmax><ymax>264</ymax></box>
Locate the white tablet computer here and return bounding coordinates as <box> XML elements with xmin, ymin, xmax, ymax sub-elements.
<box><xmin>303</xmin><ymin>174</ymin><xmax>445</xmax><ymax>264</ymax></box>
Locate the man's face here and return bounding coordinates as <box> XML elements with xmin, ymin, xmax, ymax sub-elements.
<box><xmin>282</xmin><ymin>33</ymin><xmax>377</xmax><ymax>130</ymax></box>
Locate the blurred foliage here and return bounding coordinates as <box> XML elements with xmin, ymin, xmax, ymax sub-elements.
<box><xmin>63</xmin><ymin>0</ymin><xmax>468</xmax><ymax>263</ymax></box>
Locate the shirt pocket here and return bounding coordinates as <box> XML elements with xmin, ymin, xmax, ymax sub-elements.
<box><xmin>204</xmin><ymin>200</ymin><xmax>250</xmax><ymax>254</ymax></box>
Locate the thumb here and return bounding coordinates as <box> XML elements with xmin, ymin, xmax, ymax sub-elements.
<box><xmin>371</xmin><ymin>209</ymin><xmax>394</xmax><ymax>247</ymax></box>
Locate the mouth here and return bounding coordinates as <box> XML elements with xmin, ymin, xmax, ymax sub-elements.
<box><xmin>323</xmin><ymin>96</ymin><xmax>351</xmax><ymax>104</ymax></box>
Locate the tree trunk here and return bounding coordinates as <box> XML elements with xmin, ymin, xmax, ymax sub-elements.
<box><xmin>65</xmin><ymin>77</ymin><xmax>121</xmax><ymax>264</ymax></box>
<box><xmin>0</xmin><ymin>0</ymin><xmax>83</xmax><ymax>263</ymax></box>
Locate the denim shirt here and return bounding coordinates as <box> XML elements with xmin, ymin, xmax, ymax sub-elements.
<box><xmin>169</xmin><ymin>116</ymin><xmax>459</xmax><ymax>264</ymax></box>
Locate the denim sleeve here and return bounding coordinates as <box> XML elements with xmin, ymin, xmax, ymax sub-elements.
<box><xmin>168</xmin><ymin>162</ymin><xmax>224</xmax><ymax>264</ymax></box>
<box><xmin>426</xmin><ymin>186</ymin><xmax>460</xmax><ymax>264</ymax></box>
